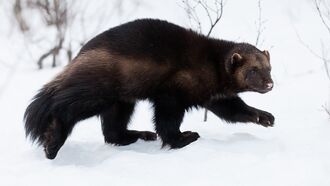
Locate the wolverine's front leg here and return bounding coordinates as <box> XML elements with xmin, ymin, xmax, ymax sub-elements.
<box><xmin>206</xmin><ymin>96</ymin><xmax>274</xmax><ymax>127</ymax></box>
<box><xmin>153</xmin><ymin>95</ymin><xmax>200</xmax><ymax>148</ymax></box>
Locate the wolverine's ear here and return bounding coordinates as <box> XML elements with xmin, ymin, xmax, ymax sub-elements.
<box><xmin>226</xmin><ymin>53</ymin><xmax>243</xmax><ymax>73</ymax></box>
<box><xmin>263</xmin><ymin>50</ymin><xmax>270</xmax><ymax>61</ymax></box>
<box><xmin>231</xmin><ymin>53</ymin><xmax>243</xmax><ymax>64</ymax></box>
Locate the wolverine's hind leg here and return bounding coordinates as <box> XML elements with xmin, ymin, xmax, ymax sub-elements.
<box><xmin>153</xmin><ymin>95</ymin><xmax>200</xmax><ymax>149</ymax></box>
<box><xmin>101</xmin><ymin>101</ymin><xmax>157</xmax><ymax>145</ymax></box>
<box><xmin>43</xmin><ymin>118</ymin><xmax>72</xmax><ymax>159</ymax></box>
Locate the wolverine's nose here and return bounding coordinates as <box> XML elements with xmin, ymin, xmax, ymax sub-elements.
<box><xmin>266</xmin><ymin>82</ymin><xmax>273</xmax><ymax>90</ymax></box>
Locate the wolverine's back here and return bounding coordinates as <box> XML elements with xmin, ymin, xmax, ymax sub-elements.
<box><xmin>80</xmin><ymin>19</ymin><xmax>205</xmax><ymax>63</ymax></box>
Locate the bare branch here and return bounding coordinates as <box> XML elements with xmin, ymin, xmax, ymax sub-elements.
<box><xmin>315</xmin><ymin>0</ymin><xmax>330</xmax><ymax>37</ymax></box>
<box><xmin>37</xmin><ymin>37</ymin><xmax>64</xmax><ymax>69</ymax></box>
<box><xmin>181</xmin><ymin>0</ymin><xmax>202</xmax><ymax>33</ymax></box>
<box><xmin>320</xmin><ymin>41</ymin><xmax>330</xmax><ymax>79</ymax></box>
<box><xmin>205</xmin><ymin>0</ymin><xmax>224</xmax><ymax>37</ymax></box>
<box><xmin>255</xmin><ymin>0</ymin><xmax>266</xmax><ymax>47</ymax></box>
<box><xmin>313</xmin><ymin>0</ymin><xmax>330</xmax><ymax>80</ymax></box>
<box><xmin>14</xmin><ymin>0</ymin><xmax>70</xmax><ymax>69</ymax></box>
<box><xmin>182</xmin><ymin>0</ymin><xmax>224</xmax><ymax>36</ymax></box>
<box><xmin>13</xmin><ymin>0</ymin><xmax>29</xmax><ymax>32</ymax></box>
<box><xmin>13</xmin><ymin>0</ymin><xmax>143</xmax><ymax>69</ymax></box>
<box><xmin>199</xmin><ymin>0</ymin><xmax>214</xmax><ymax>28</ymax></box>
<box><xmin>322</xmin><ymin>105</ymin><xmax>330</xmax><ymax>117</ymax></box>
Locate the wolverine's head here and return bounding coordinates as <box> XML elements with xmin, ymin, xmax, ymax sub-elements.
<box><xmin>226</xmin><ymin>43</ymin><xmax>273</xmax><ymax>93</ymax></box>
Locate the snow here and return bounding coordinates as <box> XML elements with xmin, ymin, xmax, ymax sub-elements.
<box><xmin>0</xmin><ymin>0</ymin><xmax>329</xmax><ymax>186</ymax></box>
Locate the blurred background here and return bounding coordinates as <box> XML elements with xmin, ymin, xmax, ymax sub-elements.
<box><xmin>0</xmin><ymin>0</ymin><xmax>329</xmax><ymax>186</ymax></box>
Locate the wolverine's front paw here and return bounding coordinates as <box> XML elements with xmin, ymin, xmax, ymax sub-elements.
<box><xmin>255</xmin><ymin>110</ymin><xmax>274</xmax><ymax>127</ymax></box>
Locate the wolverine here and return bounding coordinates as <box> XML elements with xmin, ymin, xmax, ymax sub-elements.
<box><xmin>24</xmin><ymin>19</ymin><xmax>274</xmax><ymax>159</ymax></box>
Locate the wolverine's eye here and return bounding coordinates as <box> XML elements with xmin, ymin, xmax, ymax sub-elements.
<box><xmin>246</xmin><ymin>68</ymin><xmax>258</xmax><ymax>80</ymax></box>
<box><xmin>249</xmin><ymin>69</ymin><xmax>257</xmax><ymax>75</ymax></box>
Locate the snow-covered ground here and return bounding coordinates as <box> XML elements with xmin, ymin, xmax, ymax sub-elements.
<box><xmin>0</xmin><ymin>0</ymin><xmax>329</xmax><ymax>186</ymax></box>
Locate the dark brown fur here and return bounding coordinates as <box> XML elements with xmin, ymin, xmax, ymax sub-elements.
<box><xmin>24</xmin><ymin>19</ymin><xmax>274</xmax><ymax>159</ymax></box>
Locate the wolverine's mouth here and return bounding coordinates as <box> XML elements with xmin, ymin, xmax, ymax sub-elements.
<box><xmin>256</xmin><ymin>89</ymin><xmax>271</xmax><ymax>94</ymax></box>
<box><xmin>253</xmin><ymin>82</ymin><xmax>274</xmax><ymax>94</ymax></box>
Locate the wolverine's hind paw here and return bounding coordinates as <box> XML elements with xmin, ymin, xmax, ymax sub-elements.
<box><xmin>139</xmin><ymin>131</ymin><xmax>157</xmax><ymax>141</ymax></box>
<box><xmin>162</xmin><ymin>131</ymin><xmax>200</xmax><ymax>149</ymax></box>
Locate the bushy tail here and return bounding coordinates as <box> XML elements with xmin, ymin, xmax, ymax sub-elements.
<box><xmin>24</xmin><ymin>87</ymin><xmax>54</xmax><ymax>145</ymax></box>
